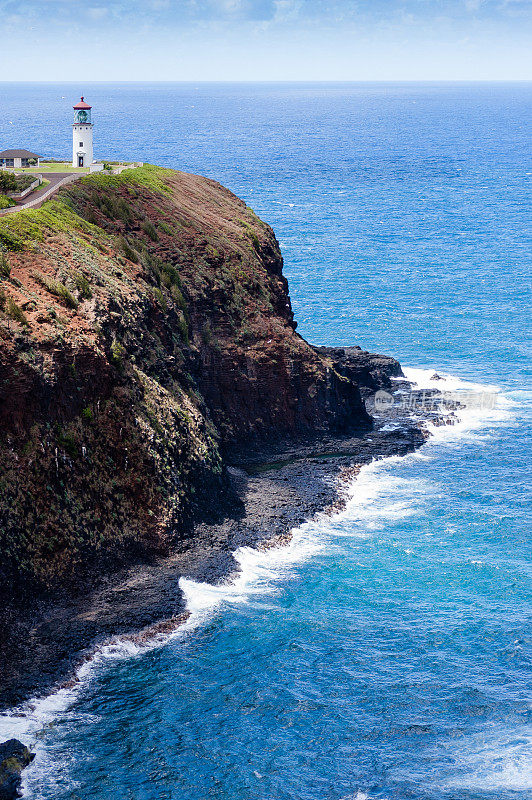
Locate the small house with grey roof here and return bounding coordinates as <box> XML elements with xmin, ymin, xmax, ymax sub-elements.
<box><xmin>0</xmin><ymin>149</ymin><xmax>41</xmax><ymax>169</ymax></box>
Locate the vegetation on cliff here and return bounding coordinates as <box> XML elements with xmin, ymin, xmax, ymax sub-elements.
<box><xmin>0</xmin><ymin>165</ymin><xmax>369</xmax><ymax>599</ymax></box>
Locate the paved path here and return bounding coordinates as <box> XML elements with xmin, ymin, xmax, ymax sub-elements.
<box><xmin>0</xmin><ymin>173</ymin><xmax>82</xmax><ymax>216</ymax></box>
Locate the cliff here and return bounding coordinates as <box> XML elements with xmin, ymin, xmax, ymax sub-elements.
<box><xmin>0</xmin><ymin>165</ymin><xmax>385</xmax><ymax>605</ymax></box>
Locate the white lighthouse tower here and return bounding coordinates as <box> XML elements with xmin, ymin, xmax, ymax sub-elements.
<box><xmin>72</xmin><ymin>97</ymin><xmax>94</xmax><ymax>168</ymax></box>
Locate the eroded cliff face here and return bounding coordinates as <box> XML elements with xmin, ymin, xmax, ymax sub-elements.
<box><xmin>0</xmin><ymin>166</ymin><xmax>372</xmax><ymax>598</ymax></box>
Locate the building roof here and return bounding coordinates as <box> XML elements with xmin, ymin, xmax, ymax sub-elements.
<box><xmin>0</xmin><ymin>149</ymin><xmax>40</xmax><ymax>159</ymax></box>
<box><xmin>73</xmin><ymin>96</ymin><xmax>92</xmax><ymax>110</ymax></box>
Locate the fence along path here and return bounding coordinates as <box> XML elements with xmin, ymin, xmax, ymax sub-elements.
<box><xmin>0</xmin><ymin>174</ymin><xmax>82</xmax><ymax>217</ymax></box>
<box><xmin>0</xmin><ymin>163</ymin><xmax>144</xmax><ymax>217</ymax></box>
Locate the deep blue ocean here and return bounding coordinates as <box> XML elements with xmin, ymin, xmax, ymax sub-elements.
<box><xmin>0</xmin><ymin>83</ymin><xmax>531</xmax><ymax>800</ymax></box>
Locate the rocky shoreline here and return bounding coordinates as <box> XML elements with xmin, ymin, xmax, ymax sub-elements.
<box><xmin>0</xmin><ymin>375</ymin><xmax>458</xmax><ymax>800</ymax></box>
<box><xmin>0</xmin><ymin>377</ymin><xmax>453</xmax><ymax>715</ymax></box>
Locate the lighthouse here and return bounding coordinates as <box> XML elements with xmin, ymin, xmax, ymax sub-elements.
<box><xmin>72</xmin><ymin>97</ymin><xmax>94</xmax><ymax>168</ymax></box>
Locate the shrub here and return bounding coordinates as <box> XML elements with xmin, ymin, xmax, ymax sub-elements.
<box><xmin>0</xmin><ymin>286</ymin><xmax>5</xmax><ymax>309</ymax></box>
<box><xmin>57</xmin><ymin>429</ymin><xmax>78</xmax><ymax>458</ymax></box>
<box><xmin>177</xmin><ymin>314</ymin><xmax>189</xmax><ymax>344</ymax></box>
<box><xmin>153</xmin><ymin>286</ymin><xmax>167</xmax><ymax>311</ymax></box>
<box><xmin>0</xmin><ymin>173</ymin><xmax>17</xmax><ymax>193</ymax></box>
<box><xmin>110</xmin><ymin>339</ymin><xmax>126</xmax><ymax>368</ymax></box>
<box><xmin>33</xmin><ymin>271</ymin><xmax>78</xmax><ymax>309</ymax></box>
<box><xmin>119</xmin><ymin>236</ymin><xmax>139</xmax><ymax>263</ymax></box>
<box><xmin>249</xmin><ymin>231</ymin><xmax>260</xmax><ymax>252</ymax></box>
<box><xmin>141</xmin><ymin>220</ymin><xmax>158</xmax><ymax>241</ymax></box>
<box><xmin>81</xmin><ymin>406</ymin><xmax>94</xmax><ymax>421</ymax></box>
<box><xmin>170</xmin><ymin>283</ymin><xmax>186</xmax><ymax>310</ymax></box>
<box><xmin>116</xmin><ymin>197</ymin><xmax>134</xmax><ymax>222</ymax></box>
<box><xmin>0</xmin><ymin>174</ymin><xmax>34</xmax><ymax>194</ymax></box>
<box><xmin>100</xmin><ymin>194</ymin><xmax>133</xmax><ymax>223</ymax></box>
<box><xmin>5</xmin><ymin>297</ymin><xmax>28</xmax><ymax>326</ymax></box>
<box><xmin>162</xmin><ymin>262</ymin><xmax>181</xmax><ymax>288</ymax></box>
<box><xmin>73</xmin><ymin>271</ymin><xmax>93</xmax><ymax>299</ymax></box>
<box><xmin>0</xmin><ymin>250</ymin><xmax>10</xmax><ymax>278</ymax></box>
<box><xmin>0</xmin><ymin>195</ymin><xmax>15</xmax><ymax>209</ymax></box>
<box><xmin>0</xmin><ymin>228</ymin><xmax>24</xmax><ymax>252</ymax></box>
<box><xmin>12</xmin><ymin>174</ymin><xmax>35</xmax><ymax>192</ymax></box>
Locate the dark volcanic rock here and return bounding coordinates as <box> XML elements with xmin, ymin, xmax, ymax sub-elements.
<box><xmin>314</xmin><ymin>345</ymin><xmax>403</xmax><ymax>397</ymax></box>
<box><xmin>0</xmin><ymin>740</ymin><xmax>34</xmax><ymax>800</ymax></box>
<box><xmin>0</xmin><ymin>410</ymin><xmax>428</xmax><ymax>711</ymax></box>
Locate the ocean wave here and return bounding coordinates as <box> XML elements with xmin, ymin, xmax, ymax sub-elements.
<box><xmin>337</xmin><ymin>464</ymin><xmax>429</xmax><ymax>532</ymax></box>
<box><xmin>0</xmin><ymin>523</ymin><xmax>326</xmax><ymax>769</ymax></box>
<box><xmin>180</xmin><ymin>522</ymin><xmax>323</xmax><ymax>625</ymax></box>
<box><xmin>340</xmin><ymin>792</ymin><xmax>381</xmax><ymax>800</ymax></box>
<box><xmin>441</xmin><ymin>726</ymin><xmax>532</xmax><ymax>791</ymax></box>
<box><xmin>400</xmin><ymin>366</ymin><xmax>514</xmax><ymax>445</ymax></box>
<box><xmin>0</xmin><ymin>634</ymin><xmax>187</xmax><ymax>796</ymax></box>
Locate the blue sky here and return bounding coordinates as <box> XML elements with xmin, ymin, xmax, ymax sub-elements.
<box><xmin>0</xmin><ymin>0</ymin><xmax>530</xmax><ymax>79</ymax></box>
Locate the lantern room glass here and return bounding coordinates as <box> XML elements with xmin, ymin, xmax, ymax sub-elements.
<box><xmin>74</xmin><ymin>109</ymin><xmax>91</xmax><ymax>124</ymax></box>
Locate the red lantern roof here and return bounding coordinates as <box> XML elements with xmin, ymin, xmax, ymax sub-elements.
<box><xmin>73</xmin><ymin>96</ymin><xmax>92</xmax><ymax>110</ymax></box>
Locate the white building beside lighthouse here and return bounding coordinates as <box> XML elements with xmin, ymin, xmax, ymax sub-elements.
<box><xmin>72</xmin><ymin>97</ymin><xmax>94</xmax><ymax>168</ymax></box>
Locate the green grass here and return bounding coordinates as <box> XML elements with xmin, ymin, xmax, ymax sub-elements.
<box><xmin>0</xmin><ymin>165</ymin><xmax>172</xmax><ymax>252</ymax></box>
<box><xmin>73</xmin><ymin>271</ymin><xmax>93</xmax><ymax>299</ymax></box>
<box><xmin>0</xmin><ymin>195</ymin><xmax>101</xmax><ymax>251</ymax></box>
<box><xmin>110</xmin><ymin>339</ymin><xmax>126</xmax><ymax>368</ymax></box>
<box><xmin>0</xmin><ymin>178</ymin><xmax>49</xmax><ymax>209</ymax></box>
<box><xmin>78</xmin><ymin>164</ymin><xmax>174</xmax><ymax>195</ymax></box>
<box><xmin>24</xmin><ymin>160</ymin><xmax>139</xmax><ymax>175</ymax></box>
<box><xmin>0</xmin><ymin>250</ymin><xmax>11</xmax><ymax>277</ymax></box>
<box><xmin>28</xmin><ymin>162</ymin><xmax>89</xmax><ymax>174</ymax></box>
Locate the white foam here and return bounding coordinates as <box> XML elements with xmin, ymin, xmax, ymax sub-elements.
<box><xmin>0</xmin><ymin>628</ymin><xmax>192</xmax><ymax>787</ymax></box>
<box><xmin>339</xmin><ymin>793</ymin><xmax>373</xmax><ymax>800</ymax></box>
<box><xmin>339</xmin><ymin>791</ymin><xmax>387</xmax><ymax>800</ymax></box>
<box><xmin>338</xmin><ymin>463</ymin><xmax>429</xmax><ymax>530</ymax></box>
<box><xmin>401</xmin><ymin>366</ymin><xmax>499</xmax><ymax>393</ymax></box>
<box><xmin>401</xmin><ymin>366</ymin><xmax>514</xmax><ymax>446</ymax></box>
<box><xmin>442</xmin><ymin>727</ymin><xmax>532</xmax><ymax>791</ymax></box>
<box><xmin>180</xmin><ymin>522</ymin><xmax>323</xmax><ymax>626</ymax></box>
<box><xmin>331</xmin><ymin>365</ymin><xmax>519</xmax><ymax>540</ymax></box>
<box><xmin>0</xmin><ymin>522</ymin><xmax>325</xmax><ymax>757</ymax></box>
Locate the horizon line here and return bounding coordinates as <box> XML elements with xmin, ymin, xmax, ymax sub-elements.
<box><xmin>1</xmin><ymin>79</ymin><xmax>531</xmax><ymax>85</ymax></box>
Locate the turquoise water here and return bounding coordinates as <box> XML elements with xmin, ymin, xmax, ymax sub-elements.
<box><xmin>0</xmin><ymin>83</ymin><xmax>531</xmax><ymax>799</ymax></box>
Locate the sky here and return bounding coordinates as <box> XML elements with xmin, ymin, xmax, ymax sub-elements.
<box><xmin>0</xmin><ymin>0</ymin><xmax>530</xmax><ymax>81</ymax></box>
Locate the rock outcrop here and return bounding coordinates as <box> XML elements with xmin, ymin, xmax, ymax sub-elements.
<box><xmin>314</xmin><ymin>345</ymin><xmax>403</xmax><ymax>397</ymax></box>
<box><xmin>0</xmin><ymin>740</ymin><xmax>34</xmax><ymax>800</ymax></box>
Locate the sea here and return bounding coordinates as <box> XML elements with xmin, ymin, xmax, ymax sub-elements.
<box><xmin>0</xmin><ymin>82</ymin><xmax>531</xmax><ymax>800</ymax></box>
